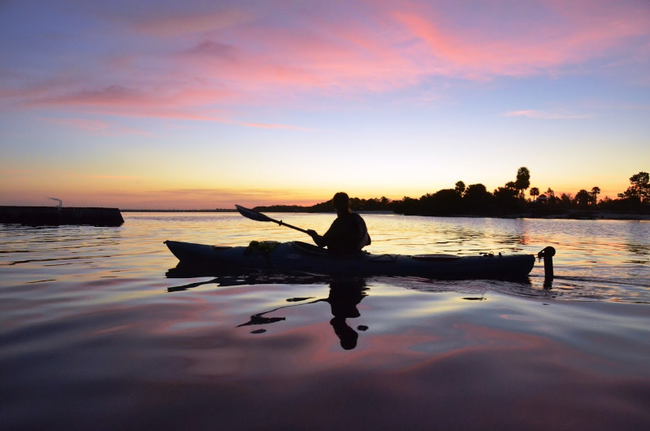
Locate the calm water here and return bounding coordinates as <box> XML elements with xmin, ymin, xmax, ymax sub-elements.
<box><xmin>1</xmin><ymin>213</ymin><xmax>649</xmax><ymax>430</ymax></box>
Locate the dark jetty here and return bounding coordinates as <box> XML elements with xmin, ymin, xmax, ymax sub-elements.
<box><xmin>0</xmin><ymin>206</ymin><xmax>124</xmax><ymax>226</ymax></box>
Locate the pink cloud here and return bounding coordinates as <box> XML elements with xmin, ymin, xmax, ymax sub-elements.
<box><xmin>161</xmin><ymin>0</ymin><xmax>650</xmax><ymax>97</ymax></box>
<box><xmin>30</xmin><ymin>85</ymin><xmax>230</xmax><ymax>111</ymax></box>
<box><xmin>28</xmin><ymin>85</ymin><xmax>235</xmax><ymax>123</ymax></box>
<box><xmin>169</xmin><ymin>18</ymin><xmax>424</xmax><ymax>98</ymax></box>
<box><xmin>4</xmin><ymin>0</ymin><xmax>649</xmax><ymax>122</ymax></box>
<box><xmin>36</xmin><ymin>91</ymin><xmax>310</xmax><ymax>131</ymax></box>
<box><xmin>390</xmin><ymin>0</ymin><xmax>650</xmax><ymax>79</ymax></box>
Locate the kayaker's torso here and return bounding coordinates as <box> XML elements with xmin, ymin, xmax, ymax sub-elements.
<box><xmin>321</xmin><ymin>212</ymin><xmax>371</xmax><ymax>254</ymax></box>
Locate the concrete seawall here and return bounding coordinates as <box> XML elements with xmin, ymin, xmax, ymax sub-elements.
<box><xmin>0</xmin><ymin>206</ymin><xmax>124</xmax><ymax>226</ymax></box>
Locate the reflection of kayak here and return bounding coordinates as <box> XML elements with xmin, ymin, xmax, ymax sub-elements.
<box><xmin>165</xmin><ymin>240</ymin><xmax>537</xmax><ymax>280</ymax></box>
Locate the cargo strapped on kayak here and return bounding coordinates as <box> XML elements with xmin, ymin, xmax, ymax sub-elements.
<box><xmin>246</xmin><ymin>241</ymin><xmax>279</xmax><ymax>254</ymax></box>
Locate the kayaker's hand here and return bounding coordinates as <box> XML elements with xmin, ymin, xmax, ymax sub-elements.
<box><xmin>308</xmin><ymin>229</ymin><xmax>326</xmax><ymax>248</ymax></box>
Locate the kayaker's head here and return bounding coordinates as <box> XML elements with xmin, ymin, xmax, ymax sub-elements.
<box><xmin>333</xmin><ymin>192</ymin><xmax>351</xmax><ymax>216</ymax></box>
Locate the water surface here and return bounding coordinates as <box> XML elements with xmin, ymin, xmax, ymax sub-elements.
<box><xmin>1</xmin><ymin>213</ymin><xmax>649</xmax><ymax>430</ymax></box>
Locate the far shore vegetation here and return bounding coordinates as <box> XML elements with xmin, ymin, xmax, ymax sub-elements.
<box><xmin>253</xmin><ymin>169</ymin><xmax>650</xmax><ymax>220</ymax></box>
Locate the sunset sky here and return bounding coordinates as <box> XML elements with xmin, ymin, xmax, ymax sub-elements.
<box><xmin>1</xmin><ymin>0</ymin><xmax>649</xmax><ymax>209</ymax></box>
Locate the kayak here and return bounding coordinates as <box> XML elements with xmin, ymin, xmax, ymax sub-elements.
<box><xmin>165</xmin><ymin>240</ymin><xmax>537</xmax><ymax>280</ymax></box>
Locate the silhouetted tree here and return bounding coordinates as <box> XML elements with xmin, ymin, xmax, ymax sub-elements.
<box><xmin>421</xmin><ymin>189</ymin><xmax>463</xmax><ymax>215</ymax></box>
<box><xmin>530</xmin><ymin>187</ymin><xmax>540</xmax><ymax>200</ymax></box>
<box><xmin>543</xmin><ymin>188</ymin><xmax>558</xmax><ymax>205</ymax></box>
<box><xmin>494</xmin><ymin>186</ymin><xmax>518</xmax><ymax>200</ymax></box>
<box><xmin>499</xmin><ymin>181</ymin><xmax>518</xmax><ymax>202</ymax></box>
<box><xmin>590</xmin><ymin>187</ymin><xmax>600</xmax><ymax>205</ymax></box>
<box><xmin>618</xmin><ymin>172</ymin><xmax>650</xmax><ymax>202</ymax></box>
<box><xmin>574</xmin><ymin>189</ymin><xmax>591</xmax><ymax>207</ymax></box>
<box><xmin>559</xmin><ymin>193</ymin><xmax>573</xmax><ymax>208</ymax></box>
<box><xmin>464</xmin><ymin>183</ymin><xmax>490</xmax><ymax>201</ymax></box>
<box><xmin>393</xmin><ymin>196</ymin><xmax>420</xmax><ymax>214</ymax></box>
<box><xmin>546</xmin><ymin>188</ymin><xmax>555</xmax><ymax>199</ymax></box>
<box><xmin>463</xmin><ymin>184</ymin><xmax>492</xmax><ymax>213</ymax></box>
<box><xmin>455</xmin><ymin>181</ymin><xmax>466</xmax><ymax>195</ymax></box>
<box><xmin>515</xmin><ymin>167</ymin><xmax>531</xmax><ymax>198</ymax></box>
<box><xmin>363</xmin><ymin>198</ymin><xmax>377</xmax><ymax>210</ymax></box>
<box><xmin>493</xmin><ymin>184</ymin><xmax>521</xmax><ymax>213</ymax></box>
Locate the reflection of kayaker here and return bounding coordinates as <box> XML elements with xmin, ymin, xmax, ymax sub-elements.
<box><xmin>234</xmin><ymin>277</ymin><xmax>368</xmax><ymax>350</ymax></box>
<box><xmin>327</xmin><ymin>277</ymin><xmax>368</xmax><ymax>350</ymax></box>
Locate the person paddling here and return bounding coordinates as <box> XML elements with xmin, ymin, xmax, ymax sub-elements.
<box><xmin>307</xmin><ymin>192</ymin><xmax>371</xmax><ymax>254</ymax></box>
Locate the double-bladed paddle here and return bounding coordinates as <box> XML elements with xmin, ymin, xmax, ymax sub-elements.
<box><xmin>235</xmin><ymin>204</ymin><xmax>310</xmax><ymax>235</ymax></box>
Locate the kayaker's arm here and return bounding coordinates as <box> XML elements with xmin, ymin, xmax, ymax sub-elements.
<box><xmin>307</xmin><ymin>229</ymin><xmax>327</xmax><ymax>248</ymax></box>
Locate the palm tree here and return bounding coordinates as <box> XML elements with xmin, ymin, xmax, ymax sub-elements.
<box><xmin>515</xmin><ymin>167</ymin><xmax>531</xmax><ymax>198</ymax></box>
<box><xmin>590</xmin><ymin>187</ymin><xmax>601</xmax><ymax>206</ymax></box>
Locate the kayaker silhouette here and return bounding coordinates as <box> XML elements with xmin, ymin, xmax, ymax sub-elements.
<box><xmin>307</xmin><ymin>192</ymin><xmax>371</xmax><ymax>254</ymax></box>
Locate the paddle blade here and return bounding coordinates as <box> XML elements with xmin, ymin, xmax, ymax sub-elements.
<box><xmin>235</xmin><ymin>204</ymin><xmax>274</xmax><ymax>222</ymax></box>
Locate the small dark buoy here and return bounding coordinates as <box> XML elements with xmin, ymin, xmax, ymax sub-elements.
<box><xmin>537</xmin><ymin>246</ymin><xmax>556</xmax><ymax>287</ymax></box>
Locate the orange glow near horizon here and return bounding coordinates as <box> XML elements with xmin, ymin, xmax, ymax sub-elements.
<box><xmin>0</xmin><ymin>164</ymin><xmax>633</xmax><ymax>210</ymax></box>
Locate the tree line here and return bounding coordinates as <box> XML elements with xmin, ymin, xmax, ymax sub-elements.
<box><xmin>254</xmin><ymin>169</ymin><xmax>650</xmax><ymax>217</ymax></box>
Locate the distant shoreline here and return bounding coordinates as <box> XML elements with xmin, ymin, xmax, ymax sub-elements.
<box><xmin>119</xmin><ymin>208</ymin><xmax>649</xmax><ymax>220</ymax></box>
<box><xmin>121</xmin><ymin>209</ymin><xmax>237</xmax><ymax>213</ymax></box>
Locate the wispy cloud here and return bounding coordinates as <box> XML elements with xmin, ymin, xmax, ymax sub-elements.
<box><xmin>44</xmin><ymin>117</ymin><xmax>150</xmax><ymax>135</ymax></box>
<box><xmin>234</xmin><ymin>121</ymin><xmax>313</xmax><ymax>131</ymax></box>
<box><xmin>68</xmin><ymin>173</ymin><xmax>144</xmax><ymax>180</ymax></box>
<box><xmin>1</xmin><ymin>169</ymin><xmax>32</xmax><ymax>174</ymax></box>
<box><xmin>31</xmin><ymin>86</ymin><xmax>313</xmax><ymax>130</ymax></box>
<box><xmin>135</xmin><ymin>9</ymin><xmax>253</xmax><ymax>38</ymax></box>
<box><xmin>505</xmin><ymin>110</ymin><xmax>591</xmax><ymax>120</ymax></box>
<box><xmin>47</xmin><ymin>118</ymin><xmax>109</xmax><ymax>131</ymax></box>
<box><xmin>108</xmin><ymin>187</ymin><xmax>321</xmax><ymax>209</ymax></box>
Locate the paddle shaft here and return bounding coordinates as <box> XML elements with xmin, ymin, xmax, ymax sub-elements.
<box><xmin>235</xmin><ymin>205</ymin><xmax>310</xmax><ymax>235</ymax></box>
<box><xmin>266</xmin><ymin>216</ymin><xmax>310</xmax><ymax>234</ymax></box>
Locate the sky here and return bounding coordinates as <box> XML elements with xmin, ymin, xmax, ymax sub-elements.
<box><xmin>1</xmin><ymin>0</ymin><xmax>649</xmax><ymax>209</ymax></box>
